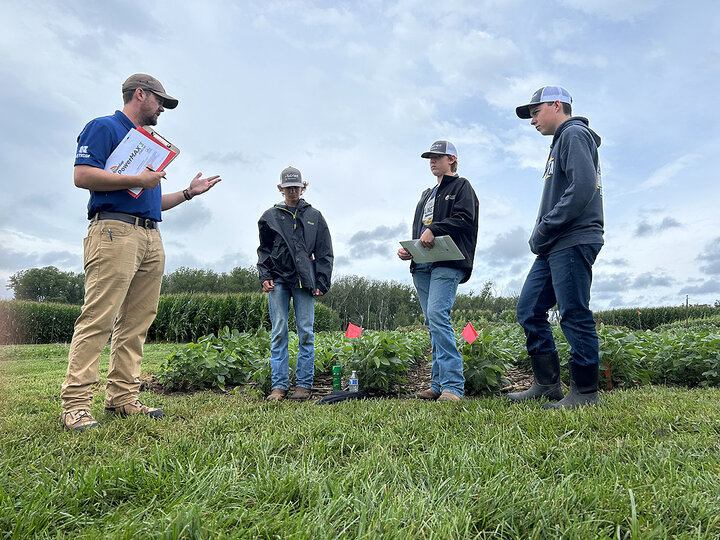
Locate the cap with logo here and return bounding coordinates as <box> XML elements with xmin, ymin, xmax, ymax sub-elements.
<box><xmin>421</xmin><ymin>140</ymin><xmax>458</xmax><ymax>159</ymax></box>
<box><xmin>515</xmin><ymin>86</ymin><xmax>572</xmax><ymax>119</ymax></box>
<box><xmin>279</xmin><ymin>166</ymin><xmax>304</xmax><ymax>187</ymax></box>
<box><xmin>121</xmin><ymin>73</ymin><xmax>179</xmax><ymax>109</ymax></box>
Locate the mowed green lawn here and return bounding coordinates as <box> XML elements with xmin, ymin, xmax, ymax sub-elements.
<box><xmin>1</xmin><ymin>343</ymin><xmax>720</xmax><ymax>539</ymax></box>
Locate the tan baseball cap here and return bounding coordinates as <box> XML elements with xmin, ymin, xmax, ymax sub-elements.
<box><xmin>121</xmin><ymin>73</ymin><xmax>179</xmax><ymax>109</ymax></box>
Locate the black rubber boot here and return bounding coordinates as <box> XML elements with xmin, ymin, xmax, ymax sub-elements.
<box><xmin>507</xmin><ymin>353</ymin><xmax>564</xmax><ymax>402</ymax></box>
<box><xmin>543</xmin><ymin>362</ymin><xmax>599</xmax><ymax>409</ymax></box>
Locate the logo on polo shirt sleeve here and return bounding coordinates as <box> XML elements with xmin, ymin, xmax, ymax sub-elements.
<box><xmin>76</xmin><ymin>145</ymin><xmax>90</xmax><ymax>159</ymax></box>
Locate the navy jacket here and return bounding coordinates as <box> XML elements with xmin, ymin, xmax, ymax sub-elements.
<box><xmin>257</xmin><ymin>200</ymin><xmax>334</xmax><ymax>294</ymax></box>
<box><xmin>530</xmin><ymin>117</ymin><xmax>604</xmax><ymax>255</ymax></box>
<box><xmin>410</xmin><ymin>175</ymin><xmax>479</xmax><ymax>283</ymax></box>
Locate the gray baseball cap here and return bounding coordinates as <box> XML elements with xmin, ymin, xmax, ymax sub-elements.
<box><xmin>515</xmin><ymin>86</ymin><xmax>572</xmax><ymax>119</ymax></box>
<box><xmin>421</xmin><ymin>140</ymin><xmax>458</xmax><ymax>159</ymax></box>
<box><xmin>279</xmin><ymin>166</ymin><xmax>304</xmax><ymax>187</ymax></box>
<box><xmin>121</xmin><ymin>73</ymin><xmax>179</xmax><ymax>109</ymax></box>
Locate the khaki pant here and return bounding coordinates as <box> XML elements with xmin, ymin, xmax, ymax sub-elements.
<box><xmin>61</xmin><ymin>218</ymin><xmax>164</xmax><ymax>412</ymax></box>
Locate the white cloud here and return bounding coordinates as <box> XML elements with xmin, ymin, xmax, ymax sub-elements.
<box><xmin>637</xmin><ymin>153</ymin><xmax>700</xmax><ymax>191</ymax></box>
<box><xmin>504</xmin><ymin>131</ymin><xmax>550</xmax><ymax>171</ymax></box>
<box><xmin>537</xmin><ymin>18</ymin><xmax>585</xmax><ymax>46</ymax></box>
<box><xmin>427</xmin><ymin>30</ymin><xmax>520</xmax><ymax>90</ymax></box>
<box><xmin>697</xmin><ymin>237</ymin><xmax>720</xmax><ymax>276</ymax></box>
<box><xmin>303</xmin><ymin>6</ymin><xmax>357</xmax><ymax>27</ymax></box>
<box><xmin>552</xmin><ymin>51</ymin><xmax>608</xmax><ymax>69</ymax></box>
<box><xmin>483</xmin><ymin>74</ymin><xmax>556</xmax><ymax>112</ymax></box>
<box><xmin>430</xmin><ymin>121</ymin><xmax>504</xmax><ymax>170</ymax></box>
<box><xmin>479</xmin><ymin>227</ymin><xmax>528</xmax><ymax>266</ymax></box>
<box><xmin>555</xmin><ymin>0</ymin><xmax>666</xmax><ymax>21</ymax></box>
<box><xmin>478</xmin><ymin>196</ymin><xmax>515</xmax><ymax>220</ymax></box>
<box><xmin>679</xmin><ymin>279</ymin><xmax>720</xmax><ymax>295</ymax></box>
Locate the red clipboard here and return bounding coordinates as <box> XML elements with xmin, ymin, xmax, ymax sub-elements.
<box><xmin>137</xmin><ymin>126</ymin><xmax>180</xmax><ymax>171</ymax></box>
<box><xmin>125</xmin><ymin>127</ymin><xmax>179</xmax><ymax>198</ymax></box>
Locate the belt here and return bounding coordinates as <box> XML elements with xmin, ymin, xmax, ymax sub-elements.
<box><xmin>94</xmin><ymin>212</ymin><xmax>158</xmax><ymax>229</ymax></box>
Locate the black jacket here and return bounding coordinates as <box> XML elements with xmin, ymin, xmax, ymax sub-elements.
<box><xmin>257</xmin><ymin>200</ymin><xmax>334</xmax><ymax>294</ymax></box>
<box><xmin>410</xmin><ymin>175</ymin><xmax>479</xmax><ymax>283</ymax></box>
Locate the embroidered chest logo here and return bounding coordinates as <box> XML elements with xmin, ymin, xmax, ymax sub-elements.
<box><xmin>543</xmin><ymin>157</ymin><xmax>555</xmax><ymax>180</ymax></box>
<box><xmin>444</xmin><ymin>194</ymin><xmax>456</xmax><ymax>200</ymax></box>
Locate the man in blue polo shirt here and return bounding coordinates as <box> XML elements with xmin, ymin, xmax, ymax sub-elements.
<box><xmin>61</xmin><ymin>73</ymin><xmax>222</xmax><ymax>431</ymax></box>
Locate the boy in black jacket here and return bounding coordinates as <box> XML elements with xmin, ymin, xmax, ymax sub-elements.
<box><xmin>509</xmin><ymin>86</ymin><xmax>604</xmax><ymax>409</ymax></box>
<box><xmin>258</xmin><ymin>166</ymin><xmax>334</xmax><ymax>402</ymax></box>
<box><xmin>398</xmin><ymin>140</ymin><xmax>479</xmax><ymax>402</ymax></box>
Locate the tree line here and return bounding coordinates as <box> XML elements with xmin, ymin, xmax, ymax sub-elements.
<box><xmin>7</xmin><ymin>266</ymin><xmax>520</xmax><ymax>330</ymax></box>
<box><xmin>6</xmin><ymin>267</ymin><xmax>85</xmax><ymax>304</ymax></box>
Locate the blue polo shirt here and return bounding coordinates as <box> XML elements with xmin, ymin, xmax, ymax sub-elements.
<box><xmin>75</xmin><ymin>110</ymin><xmax>162</xmax><ymax>221</ymax></box>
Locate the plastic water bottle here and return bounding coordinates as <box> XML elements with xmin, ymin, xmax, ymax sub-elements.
<box><xmin>332</xmin><ymin>365</ymin><xmax>342</xmax><ymax>391</ymax></box>
<box><xmin>348</xmin><ymin>370</ymin><xmax>359</xmax><ymax>393</ymax></box>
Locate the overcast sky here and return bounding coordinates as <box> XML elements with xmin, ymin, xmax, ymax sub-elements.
<box><xmin>1</xmin><ymin>0</ymin><xmax>719</xmax><ymax>310</ymax></box>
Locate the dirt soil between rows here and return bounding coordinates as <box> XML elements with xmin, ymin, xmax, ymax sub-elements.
<box><xmin>141</xmin><ymin>360</ymin><xmax>536</xmax><ymax>400</ymax></box>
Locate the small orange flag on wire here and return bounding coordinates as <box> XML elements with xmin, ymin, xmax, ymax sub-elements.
<box><xmin>462</xmin><ymin>322</ymin><xmax>478</xmax><ymax>344</ymax></box>
<box><xmin>345</xmin><ymin>322</ymin><xmax>363</xmax><ymax>338</ymax></box>
<box><xmin>604</xmin><ymin>363</ymin><xmax>613</xmax><ymax>390</ymax></box>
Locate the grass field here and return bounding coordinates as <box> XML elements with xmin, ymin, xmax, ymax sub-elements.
<box><xmin>2</xmin><ymin>343</ymin><xmax>720</xmax><ymax>539</ymax></box>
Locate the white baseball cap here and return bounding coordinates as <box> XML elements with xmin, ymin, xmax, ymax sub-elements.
<box><xmin>516</xmin><ymin>86</ymin><xmax>573</xmax><ymax>119</ymax></box>
<box><xmin>421</xmin><ymin>140</ymin><xmax>457</xmax><ymax>159</ymax></box>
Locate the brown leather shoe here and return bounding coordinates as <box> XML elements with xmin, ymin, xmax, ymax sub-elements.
<box><xmin>437</xmin><ymin>392</ymin><xmax>461</xmax><ymax>402</ymax></box>
<box><xmin>266</xmin><ymin>388</ymin><xmax>288</xmax><ymax>402</ymax></box>
<box><xmin>416</xmin><ymin>388</ymin><xmax>441</xmax><ymax>400</ymax></box>
<box><xmin>288</xmin><ymin>387</ymin><xmax>312</xmax><ymax>401</ymax></box>
<box><xmin>62</xmin><ymin>409</ymin><xmax>100</xmax><ymax>432</ymax></box>
<box><xmin>105</xmin><ymin>399</ymin><xmax>165</xmax><ymax>418</ymax></box>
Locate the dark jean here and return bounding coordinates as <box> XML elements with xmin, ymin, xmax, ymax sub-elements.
<box><xmin>517</xmin><ymin>244</ymin><xmax>602</xmax><ymax>367</ymax></box>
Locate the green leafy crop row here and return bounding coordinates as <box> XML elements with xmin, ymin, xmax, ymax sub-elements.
<box><xmin>511</xmin><ymin>323</ymin><xmax>720</xmax><ymax>389</ymax></box>
<box><xmin>158</xmin><ymin>320</ymin><xmax>720</xmax><ymax>396</ymax></box>
<box><xmin>159</xmin><ymin>329</ymin><xmax>433</xmax><ymax>395</ymax></box>
<box><xmin>158</xmin><ymin>325</ymin><xmax>527</xmax><ymax>397</ymax></box>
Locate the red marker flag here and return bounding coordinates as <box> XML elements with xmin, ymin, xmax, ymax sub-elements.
<box><xmin>604</xmin><ymin>363</ymin><xmax>613</xmax><ymax>390</ymax></box>
<box><xmin>462</xmin><ymin>322</ymin><xmax>478</xmax><ymax>344</ymax></box>
<box><xmin>345</xmin><ymin>323</ymin><xmax>363</xmax><ymax>338</ymax></box>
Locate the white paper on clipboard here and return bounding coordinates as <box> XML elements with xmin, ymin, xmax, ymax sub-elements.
<box><xmin>103</xmin><ymin>127</ymin><xmax>180</xmax><ymax>198</ymax></box>
<box><xmin>138</xmin><ymin>126</ymin><xmax>180</xmax><ymax>161</ymax></box>
<box><xmin>399</xmin><ymin>235</ymin><xmax>465</xmax><ymax>263</ymax></box>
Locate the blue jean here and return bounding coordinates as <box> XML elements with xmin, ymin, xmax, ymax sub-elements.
<box><xmin>517</xmin><ymin>244</ymin><xmax>602</xmax><ymax>367</ymax></box>
<box><xmin>268</xmin><ymin>284</ymin><xmax>315</xmax><ymax>390</ymax></box>
<box><xmin>413</xmin><ymin>266</ymin><xmax>465</xmax><ymax>397</ymax></box>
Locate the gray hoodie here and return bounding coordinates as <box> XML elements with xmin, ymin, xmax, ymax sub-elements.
<box><xmin>529</xmin><ymin>117</ymin><xmax>604</xmax><ymax>255</ymax></box>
